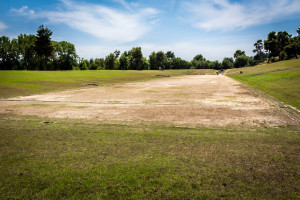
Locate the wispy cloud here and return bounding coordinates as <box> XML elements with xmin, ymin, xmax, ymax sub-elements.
<box><xmin>10</xmin><ymin>6</ymin><xmax>35</xmax><ymax>17</ymax></box>
<box><xmin>0</xmin><ymin>21</ymin><xmax>7</xmax><ymax>31</ymax></box>
<box><xmin>76</xmin><ymin>39</ymin><xmax>253</xmax><ymax>62</ymax></box>
<box><xmin>10</xmin><ymin>0</ymin><xmax>158</xmax><ymax>43</ymax></box>
<box><xmin>182</xmin><ymin>0</ymin><xmax>300</xmax><ymax>31</ymax></box>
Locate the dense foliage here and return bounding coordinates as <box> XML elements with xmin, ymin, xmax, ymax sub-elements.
<box><xmin>264</xmin><ymin>30</ymin><xmax>300</xmax><ymax>62</ymax></box>
<box><xmin>0</xmin><ymin>26</ymin><xmax>77</xmax><ymax>70</ymax></box>
<box><xmin>1</xmin><ymin>26</ymin><xmax>299</xmax><ymax>70</ymax></box>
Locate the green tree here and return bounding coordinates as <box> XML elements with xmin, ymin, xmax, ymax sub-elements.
<box><xmin>94</xmin><ymin>58</ymin><xmax>103</xmax><ymax>70</ymax></box>
<box><xmin>264</xmin><ymin>31</ymin><xmax>278</xmax><ymax>61</ymax></box>
<box><xmin>156</xmin><ymin>51</ymin><xmax>166</xmax><ymax>70</ymax></box>
<box><xmin>193</xmin><ymin>54</ymin><xmax>205</xmax><ymax>61</ymax></box>
<box><xmin>142</xmin><ymin>57</ymin><xmax>149</xmax><ymax>70</ymax></box>
<box><xmin>128</xmin><ymin>47</ymin><xmax>143</xmax><ymax>70</ymax></box>
<box><xmin>233</xmin><ymin>50</ymin><xmax>245</xmax><ymax>59</ymax></box>
<box><xmin>105</xmin><ymin>53</ymin><xmax>116</xmax><ymax>70</ymax></box>
<box><xmin>222</xmin><ymin>57</ymin><xmax>234</xmax><ymax>69</ymax></box>
<box><xmin>35</xmin><ymin>25</ymin><xmax>54</xmax><ymax>70</ymax></box>
<box><xmin>52</xmin><ymin>41</ymin><xmax>77</xmax><ymax>70</ymax></box>
<box><xmin>284</xmin><ymin>36</ymin><xmax>300</xmax><ymax>59</ymax></box>
<box><xmin>149</xmin><ymin>52</ymin><xmax>157</xmax><ymax>70</ymax></box>
<box><xmin>234</xmin><ymin>55</ymin><xmax>249</xmax><ymax>68</ymax></box>
<box><xmin>17</xmin><ymin>34</ymin><xmax>37</xmax><ymax>70</ymax></box>
<box><xmin>79</xmin><ymin>58</ymin><xmax>88</xmax><ymax>70</ymax></box>
<box><xmin>99</xmin><ymin>58</ymin><xmax>106</xmax><ymax>69</ymax></box>
<box><xmin>119</xmin><ymin>55</ymin><xmax>129</xmax><ymax>70</ymax></box>
<box><xmin>279</xmin><ymin>51</ymin><xmax>288</xmax><ymax>60</ymax></box>
<box><xmin>166</xmin><ymin>51</ymin><xmax>175</xmax><ymax>60</ymax></box>
<box><xmin>89</xmin><ymin>62</ymin><xmax>98</xmax><ymax>70</ymax></box>
<box><xmin>0</xmin><ymin>36</ymin><xmax>19</xmax><ymax>70</ymax></box>
<box><xmin>253</xmin><ymin>40</ymin><xmax>264</xmax><ymax>61</ymax></box>
<box><xmin>192</xmin><ymin>54</ymin><xmax>206</xmax><ymax>68</ymax></box>
<box><xmin>264</xmin><ymin>31</ymin><xmax>292</xmax><ymax>62</ymax></box>
<box><xmin>277</xmin><ymin>31</ymin><xmax>291</xmax><ymax>53</ymax></box>
<box><xmin>114</xmin><ymin>50</ymin><xmax>120</xmax><ymax>59</ymax></box>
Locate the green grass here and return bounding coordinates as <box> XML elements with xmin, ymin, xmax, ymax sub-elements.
<box><xmin>0</xmin><ymin>69</ymin><xmax>215</xmax><ymax>98</ymax></box>
<box><xmin>0</xmin><ymin>114</ymin><xmax>299</xmax><ymax>199</ymax></box>
<box><xmin>227</xmin><ymin>59</ymin><xmax>300</xmax><ymax>109</ymax></box>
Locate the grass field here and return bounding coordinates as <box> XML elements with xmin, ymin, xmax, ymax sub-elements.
<box><xmin>227</xmin><ymin>59</ymin><xmax>300</xmax><ymax>109</ymax></box>
<box><xmin>0</xmin><ymin>114</ymin><xmax>299</xmax><ymax>199</ymax></box>
<box><xmin>0</xmin><ymin>66</ymin><xmax>299</xmax><ymax>199</ymax></box>
<box><xmin>0</xmin><ymin>69</ymin><xmax>215</xmax><ymax>99</ymax></box>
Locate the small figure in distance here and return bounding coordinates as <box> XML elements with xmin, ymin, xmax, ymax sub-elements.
<box><xmin>240</xmin><ymin>71</ymin><xmax>243</xmax><ymax>74</ymax></box>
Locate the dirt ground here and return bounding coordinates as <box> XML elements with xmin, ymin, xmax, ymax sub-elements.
<box><xmin>0</xmin><ymin>75</ymin><xmax>299</xmax><ymax>127</ymax></box>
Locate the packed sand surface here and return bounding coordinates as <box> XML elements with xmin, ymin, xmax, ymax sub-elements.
<box><xmin>0</xmin><ymin>75</ymin><xmax>298</xmax><ymax>127</ymax></box>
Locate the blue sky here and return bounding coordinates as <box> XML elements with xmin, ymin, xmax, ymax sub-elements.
<box><xmin>1</xmin><ymin>0</ymin><xmax>300</xmax><ymax>61</ymax></box>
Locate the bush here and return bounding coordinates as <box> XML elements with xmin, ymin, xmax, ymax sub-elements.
<box><xmin>279</xmin><ymin>51</ymin><xmax>288</xmax><ymax>60</ymax></box>
<box><xmin>222</xmin><ymin>58</ymin><xmax>234</xmax><ymax>69</ymax></box>
<box><xmin>89</xmin><ymin>63</ymin><xmax>98</xmax><ymax>70</ymax></box>
<box><xmin>234</xmin><ymin>55</ymin><xmax>249</xmax><ymax>68</ymax></box>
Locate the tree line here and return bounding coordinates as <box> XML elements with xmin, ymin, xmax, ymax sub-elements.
<box><xmin>1</xmin><ymin>26</ymin><xmax>299</xmax><ymax>71</ymax></box>
<box><xmin>0</xmin><ymin>25</ymin><xmax>77</xmax><ymax>70</ymax></box>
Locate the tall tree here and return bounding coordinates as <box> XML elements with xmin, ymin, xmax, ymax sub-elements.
<box><xmin>35</xmin><ymin>25</ymin><xmax>54</xmax><ymax>70</ymax></box>
<box><xmin>222</xmin><ymin>57</ymin><xmax>234</xmax><ymax>69</ymax></box>
<box><xmin>264</xmin><ymin>31</ymin><xmax>292</xmax><ymax>61</ymax></box>
<box><xmin>17</xmin><ymin>34</ymin><xmax>37</xmax><ymax>70</ymax></box>
<box><xmin>105</xmin><ymin>53</ymin><xmax>116</xmax><ymax>70</ymax></box>
<box><xmin>192</xmin><ymin>54</ymin><xmax>206</xmax><ymax>68</ymax></box>
<box><xmin>193</xmin><ymin>54</ymin><xmax>206</xmax><ymax>61</ymax></box>
<box><xmin>149</xmin><ymin>52</ymin><xmax>157</xmax><ymax>70</ymax></box>
<box><xmin>114</xmin><ymin>50</ymin><xmax>120</xmax><ymax>59</ymax></box>
<box><xmin>277</xmin><ymin>31</ymin><xmax>291</xmax><ymax>53</ymax></box>
<box><xmin>284</xmin><ymin>36</ymin><xmax>300</xmax><ymax>59</ymax></box>
<box><xmin>233</xmin><ymin>50</ymin><xmax>246</xmax><ymax>59</ymax></box>
<box><xmin>253</xmin><ymin>40</ymin><xmax>264</xmax><ymax>61</ymax></box>
<box><xmin>128</xmin><ymin>47</ymin><xmax>143</xmax><ymax>70</ymax></box>
<box><xmin>234</xmin><ymin>55</ymin><xmax>249</xmax><ymax>68</ymax></box>
<box><xmin>0</xmin><ymin>36</ymin><xmax>19</xmax><ymax>70</ymax></box>
<box><xmin>155</xmin><ymin>51</ymin><xmax>166</xmax><ymax>70</ymax></box>
<box><xmin>264</xmin><ymin>31</ymin><xmax>278</xmax><ymax>61</ymax></box>
<box><xmin>52</xmin><ymin>41</ymin><xmax>77</xmax><ymax>70</ymax></box>
<box><xmin>119</xmin><ymin>54</ymin><xmax>129</xmax><ymax>70</ymax></box>
<box><xmin>166</xmin><ymin>51</ymin><xmax>175</xmax><ymax>60</ymax></box>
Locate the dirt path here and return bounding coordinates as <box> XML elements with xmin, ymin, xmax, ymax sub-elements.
<box><xmin>0</xmin><ymin>75</ymin><xmax>298</xmax><ymax>127</ymax></box>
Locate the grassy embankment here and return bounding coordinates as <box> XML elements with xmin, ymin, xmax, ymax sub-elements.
<box><xmin>227</xmin><ymin>59</ymin><xmax>300</xmax><ymax>109</ymax></box>
<box><xmin>0</xmin><ymin>114</ymin><xmax>299</xmax><ymax>199</ymax></box>
<box><xmin>0</xmin><ymin>69</ymin><xmax>215</xmax><ymax>98</ymax></box>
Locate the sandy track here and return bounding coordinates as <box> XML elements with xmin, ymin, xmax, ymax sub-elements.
<box><xmin>0</xmin><ymin>75</ymin><xmax>298</xmax><ymax>127</ymax></box>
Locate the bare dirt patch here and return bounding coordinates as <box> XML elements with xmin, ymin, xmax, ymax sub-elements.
<box><xmin>0</xmin><ymin>75</ymin><xmax>299</xmax><ymax>127</ymax></box>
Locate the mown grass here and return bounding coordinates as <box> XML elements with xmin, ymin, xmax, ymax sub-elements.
<box><xmin>227</xmin><ymin>59</ymin><xmax>300</xmax><ymax>109</ymax></box>
<box><xmin>0</xmin><ymin>114</ymin><xmax>299</xmax><ymax>199</ymax></box>
<box><xmin>0</xmin><ymin>69</ymin><xmax>215</xmax><ymax>98</ymax></box>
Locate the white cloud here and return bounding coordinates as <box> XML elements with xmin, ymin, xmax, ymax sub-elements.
<box><xmin>10</xmin><ymin>6</ymin><xmax>35</xmax><ymax>17</ymax></box>
<box><xmin>11</xmin><ymin>0</ymin><xmax>158</xmax><ymax>43</ymax></box>
<box><xmin>183</xmin><ymin>0</ymin><xmax>300</xmax><ymax>31</ymax></box>
<box><xmin>141</xmin><ymin>41</ymin><xmax>253</xmax><ymax>61</ymax></box>
<box><xmin>0</xmin><ymin>21</ymin><xmax>7</xmax><ymax>31</ymax></box>
<box><xmin>76</xmin><ymin>40</ymin><xmax>253</xmax><ymax>61</ymax></box>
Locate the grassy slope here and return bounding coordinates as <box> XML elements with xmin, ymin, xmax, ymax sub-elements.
<box><xmin>0</xmin><ymin>69</ymin><xmax>215</xmax><ymax>98</ymax></box>
<box><xmin>227</xmin><ymin>59</ymin><xmax>300</xmax><ymax>109</ymax></box>
<box><xmin>0</xmin><ymin>114</ymin><xmax>299</xmax><ymax>199</ymax></box>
